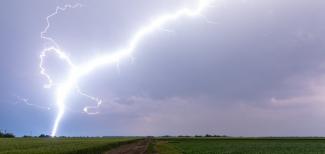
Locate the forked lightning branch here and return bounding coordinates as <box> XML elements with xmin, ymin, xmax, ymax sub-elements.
<box><xmin>39</xmin><ymin>0</ymin><xmax>216</xmax><ymax>137</ymax></box>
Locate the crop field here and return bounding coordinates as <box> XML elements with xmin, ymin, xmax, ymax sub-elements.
<box><xmin>0</xmin><ymin>137</ymin><xmax>137</xmax><ymax>154</ymax></box>
<box><xmin>3</xmin><ymin>137</ymin><xmax>325</xmax><ymax>154</ymax></box>
<box><xmin>155</xmin><ymin>138</ymin><xmax>325</xmax><ymax>154</ymax></box>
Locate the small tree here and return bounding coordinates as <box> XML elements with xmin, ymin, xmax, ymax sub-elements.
<box><xmin>0</xmin><ymin>130</ymin><xmax>15</xmax><ymax>138</ymax></box>
<box><xmin>3</xmin><ymin>133</ymin><xmax>15</xmax><ymax>138</ymax></box>
<box><xmin>39</xmin><ymin>134</ymin><xmax>51</xmax><ymax>138</ymax></box>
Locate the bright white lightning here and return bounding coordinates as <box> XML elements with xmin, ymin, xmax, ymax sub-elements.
<box><xmin>15</xmin><ymin>95</ymin><xmax>51</xmax><ymax>110</ymax></box>
<box><xmin>40</xmin><ymin>4</ymin><xmax>81</xmax><ymax>89</ymax></box>
<box><xmin>40</xmin><ymin>0</ymin><xmax>216</xmax><ymax>137</ymax></box>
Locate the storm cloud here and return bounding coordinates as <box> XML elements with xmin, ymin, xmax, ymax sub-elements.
<box><xmin>1</xmin><ymin>0</ymin><xmax>325</xmax><ymax>136</ymax></box>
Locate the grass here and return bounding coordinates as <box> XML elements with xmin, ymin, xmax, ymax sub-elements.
<box><xmin>145</xmin><ymin>139</ymin><xmax>156</xmax><ymax>154</ymax></box>
<box><xmin>4</xmin><ymin>137</ymin><xmax>325</xmax><ymax>153</ymax></box>
<box><xmin>0</xmin><ymin>137</ymin><xmax>138</xmax><ymax>154</ymax></box>
<box><xmin>155</xmin><ymin>138</ymin><xmax>325</xmax><ymax>154</ymax></box>
<box><xmin>155</xmin><ymin>141</ymin><xmax>180</xmax><ymax>154</ymax></box>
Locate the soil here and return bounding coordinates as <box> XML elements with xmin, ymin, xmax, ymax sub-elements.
<box><xmin>105</xmin><ymin>138</ymin><xmax>151</xmax><ymax>154</ymax></box>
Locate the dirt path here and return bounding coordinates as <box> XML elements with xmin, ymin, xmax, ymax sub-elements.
<box><xmin>105</xmin><ymin>138</ymin><xmax>151</xmax><ymax>154</ymax></box>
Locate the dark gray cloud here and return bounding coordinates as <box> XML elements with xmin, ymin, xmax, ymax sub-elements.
<box><xmin>81</xmin><ymin>0</ymin><xmax>325</xmax><ymax>102</ymax></box>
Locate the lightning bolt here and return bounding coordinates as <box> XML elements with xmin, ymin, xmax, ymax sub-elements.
<box><xmin>15</xmin><ymin>95</ymin><xmax>51</xmax><ymax>110</ymax></box>
<box><xmin>40</xmin><ymin>0</ymin><xmax>216</xmax><ymax>137</ymax></box>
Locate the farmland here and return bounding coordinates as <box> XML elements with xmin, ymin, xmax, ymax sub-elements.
<box><xmin>155</xmin><ymin>138</ymin><xmax>325</xmax><ymax>154</ymax></box>
<box><xmin>2</xmin><ymin>137</ymin><xmax>325</xmax><ymax>153</ymax></box>
<box><xmin>0</xmin><ymin>137</ymin><xmax>138</xmax><ymax>154</ymax></box>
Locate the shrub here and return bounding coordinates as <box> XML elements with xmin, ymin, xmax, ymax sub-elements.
<box><xmin>0</xmin><ymin>131</ymin><xmax>15</xmax><ymax>138</ymax></box>
<box><xmin>39</xmin><ymin>134</ymin><xmax>51</xmax><ymax>138</ymax></box>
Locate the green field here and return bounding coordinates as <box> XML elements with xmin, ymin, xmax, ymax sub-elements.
<box><xmin>0</xmin><ymin>137</ymin><xmax>138</xmax><ymax>154</ymax></box>
<box><xmin>3</xmin><ymin>137</ymin><xmax>325</xmax><ymax>154</ymax></box>
<box><xmin>155</xmin><ymin>138</ymin><xmax>325</xmax><ymax>154</ymax></box>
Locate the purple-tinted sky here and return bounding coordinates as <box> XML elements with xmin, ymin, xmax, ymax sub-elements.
<box><xmin>1</xmin><ymin>0</ymin><xmax>325</xmax><ymax>137</ymax></box>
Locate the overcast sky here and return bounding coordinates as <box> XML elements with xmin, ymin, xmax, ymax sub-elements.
<box><xmin>1</xmin><ymin>0</ymin><xmax>325</xmax><ymax>137</ymax></box>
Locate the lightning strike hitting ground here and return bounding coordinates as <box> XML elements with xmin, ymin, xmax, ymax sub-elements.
<box><xmin>40</xmin><ymin>0</ymin><xmax>216</xmax><ymax>137</ymax></box>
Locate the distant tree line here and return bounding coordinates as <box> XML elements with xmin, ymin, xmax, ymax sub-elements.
<box><xmin>0</xmin><ymin>130</ymin><xmax>15</xmax><ymax>138</ymax></box>
<box><xmin>23</xmin><ymin>134</ymin><xmax>52</xmax><ymax>138</ymax></box>
<box><xmin>161</xmin><ymin>134</ymin><xmax>229</xmax><ymax>138</ymax></box>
